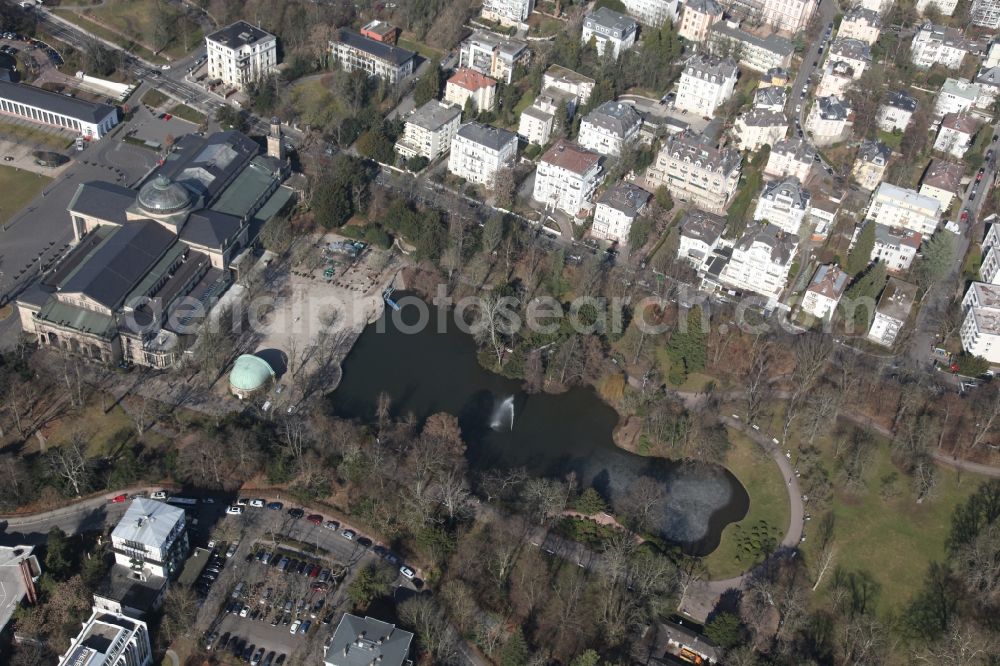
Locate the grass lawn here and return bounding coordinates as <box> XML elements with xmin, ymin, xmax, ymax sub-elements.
<box><xmin>513</xmin><ymin>90</ymin><xmax>536</xmax><ymax>116</ymax></box>
<box><xmin>141</xmin><ymin>89</ymin><xmax>170</xmax><ymax>108</ymax></box>
<box><xmin>655</xmin><ymin>348</ymin><xmax>716</xmax><ymax>393</ymax></box>
<box><xmin>0</xmin><ymin>165</ymin><xmax>51</xmax><ymax>227</ymax></box>
<box><xmin>877</xmin><ymin>130</ymin><xmax>903</xmax><ymax>150</ymax></box>
<box><xmin>51</xmin><ymin>10</ymin><xmax>165</xmax><ymax>63</ymax></box>
<box><xmin>703</xmin><ymin>428</ymin><xmax>790</xmax><ymax>579</ymax></box>
<box><xmin>398</xmin><ymin>37</ymin><xmax>444</xmax><ymax>61</ymax></box>
<box><xmin>0</xmin><ymin>120</ymin><xmax>74</xmax><ymax>150</ymax></box>
<box><xmin>85</xmin><ymin>0</ymin><xmax>203</xmax><ymax>61</ymax></box>
<box><xmin>168</xmin><ymin>103</ymin><xmax>206</xmax><ymax>125</ymax></box>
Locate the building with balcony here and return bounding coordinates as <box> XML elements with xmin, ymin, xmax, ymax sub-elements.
<box><xmin>675</xmin><ymin>53</ymin><xmax>738</xmax><ymax>117</ymax></box>
<box><xmin>591</xmin><ymin>183</ymin><xmax>651</xmax><ymax>243</ymax></box>
<box><xmin>111</xmin><ymin>498</ymin><xmax>188</xmax><ymax>579</ymax></box>
<box><xmin>852</xmin><ymin>140</ymin><xmax>891</xmax><ymax>191</ymax></box>
<box><xmin>481</xmin><ymin>0</ymin><xmax>535</xmax><ymax>26</ymax></box>
<box><xmin>205</xmin><ymin>21</ymin><xmax>277</xmax><ymax>90</ymax></box>
<box><xmin>578</xmin><ymin>101</ymin><xmax>642</xmax><ymax>156</ymax></box>
<box><xmin>869</xmin><ymin>222</ymin><xmax>922</xmax><ymax>272</ymax></box>
<box><xmin>933</xmin><ymin>112</ymin><xmax>980</xmax><ymax>158</ymax></box>
<box><xmin>919</xmin><ymin>158</ymin><xmax>965</xmax><ymax>211</ymax></box>
<box><xmin>764</xmin><ymin>137</ymin><xmax>816</xmax><ymax>181</ymax></box>
<box><xmin>458</xmin><ymin>31</ymin><xmax>530</xmax><ymax>84</ymax></box>
<box><xmin>646</xmin><ymin>129</ymin><xmax>741</xmax><ymax>214</ymax></box>
<box><xmin>533</xmin><ymin>139</ymin><xmax>604</xmax><ymax>218</ymax></box>
<box><xmin>827</xmin><ymin>37</ymin><xmax>871</xmax><ymax>77</ymax></box>
<box><xmin>801</xmin><ymin>263</ymin><xmax>849</xmax><ymax>319</ymax></box>
<box><xmin>865</xmin><ymin>182</ymin><xmax>941</xmax><ymax>236</ymax></box>
<box><xmin>448</xmin><ymin>122</ymin><xmax>518</xmax><ymax>187</ymax></box>
<box><xmin>753</xmin><ymin>176</ymin><xmax>811</xmax><ymax>234</ymax></box>
<box><xmin>394</xmin><ymin>100</ymin><xmax>462</xmax><ymax>161</ymax></box>
<box><xmin>330</xmin><ymin>28</ymin><xmax>415</xmax><ymax>83</ymax></box>
<box><xmin>542</xmin><ymin>65</ymin><xmax>595</xmax><ymax>105</ymax></box>
<box><xmin>707</xmin><ymin>21</ymin><xmax>793</xmax><ymax>73</ymax></box>
<box><xmin>877</xmin><ymin>90</ymin><xmax>917</xmax><ymax>132</ymax></box>
<box><xmin>911</xmin><ymin>24</ymin><xmax>980</xmax><ymax>70</ymax></box>
<box><xmin>805</xmin><ymin>95</ymin><xmax>851</xmax><ymax>146</ymax></box>
<box><xmin>759</xmin><ymin>0</ymin><xmax>817</xmax><ymax>32</ymax></box>
<box><xmin>933</xmin><ymin>78</ymin><xmax>981</xmax><ymax>117</ymax></box>
<box><xmin>980</xmin><ymin>224</ymin><xmax>1000</xmax><ymax>284</ymax></box>
<box><xmin>718</xmin><ymin>222</ymin><xmax>799</xmax><ymax>302</ymax></box>
<box><xmin>917</xmin><ymin>0</ymin><xmax>958</xmax><ymax>16</ymax></box>
<box><xmin>838</xmin><ymin>6</ymin><xmax>881</xmax><ymax>44</ymax></box>
<box><xmin>581</xmin><ymin>7</ymin><xmax>639</xmax><ymax>59</ymax></box>
<box><xmin>972</xmin><ymin>0</ymin><xmax>1000</xmax><ymax>28</ymax></box>
<box><xmin>679</xmin><ymin>0</ymin><xmax>723</xmax><ymax>41</ymax></box>
<box><xmin>734</xmin><ymin>108</ymin><xmax>787</xmax><ymax>151</ymax></box>
<box><xmin>678</xmin><ymin>209</ymin><xmax>727</xmax><ymax>266</ymax></box>
<box><xmin>868</xmin><ymin>277</ymin><xmax>917</xmax><ymax>346</ymax></box>
<box><xmin>961</xmin><ymin>282</ymin><xmax>1000</xmax><ymax>363</ymax></box>
<box><xmin>623</xmin><ymin>0</ymin><xmax>681</xmax><ymax>26</ymax></box>
<box><xmin>445</xmin><ymin>68</ymin><xmax>497</xmax><ymax>114</ymax></box>
<box><xmin>753</xmin><ymin>85</ymin><xmax>787</xmax><ymax>112</ymax></box>
<box><xmin>58</xmin><ymin>610</ymin><xmax>152</xmax><ymax>666</ymax></box>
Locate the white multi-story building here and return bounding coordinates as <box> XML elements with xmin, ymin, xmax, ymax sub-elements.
<box><xmin>718</xmin><ymin>222</ymin><xmax>799</xmax><ymax>302</ymax></box>
<box><xmin>878</xmin><ymin>90</ymin><xmax>918</xmax><ymax>133</ymax></box>
<box><xmin>919</xmin><ymin>158</ymin><xmax>965</xmax><ymax>211</ymax></box>
<box><xmin>481</xmin><ymin>0</ymin><xmax>534</xmax><ymax>26</ymax></box>
<box><xmin>679</xmin><ymin>0</ymin><xmax>723</xmax><ymax>41</ymax></box>
<box><xmin>852</xmin><ymin>140</ymin><xmax>891</xmax><ymax>191</ymax></box>
<box><xmin>734</xmin><ymin>108</ymin><xmax>787</xmax><ymax>151</ymax></box>
<box><xmin>518</xmin><ymin>106</ymin><xmax>555</xmax><ymax>147</ymax></box>
<box><xmin>934</xmin><ymin>78</ymin><xmax>981</xmax><ymax>117</ymax></box>
<box><xmin>449</xmin><ymin>122</ymin><xmax>518</xmax><ymax>187</ymax></box>
<box><xmin>111</xmin><ymin>499</ymin><xmax>188</xmax><ymax>579</ymax></box>
<box><xmin>623</xmin><ymin>0</ymin><xmax>681</xmax><ymax>26</ymax></box>
<box><xmin>805</xmin><ymin>95</ymin><xmax>851</xmax><ymax>146</ymax></box>
<box><xmin>801</xmin><ymin>264</ymin><xmax>849</xmax><ymax>319</ymax></box>
<box><xmin>581</xmin><ymin>7</ymin><xmax>639</xmax><ymax>59</ymax></box>
<box><xmin>646</xmin><ymin>129</ymin><xmax>742</xmax><ymax>214</ymax></box>
<box><xmin>961</xmin><ymin>282</ymin><xmax>1000</xmax><ymax>363</ymax></box>
<box><xmin>981</xmin><ymin>224</ymin><xmax>1000</xmax><ymax>284</ymax></box>
<box><xmin>975</xmin><ymin>66</ymin><xmax>1000</xmax><ymax>109</ymax></box>
<box><xmin>543</xmin><ymin>65</ymin><xmax>595</xmax><ymax>105</ymax></box>
<box><xmin>675</xmin><ymin>53</ymin><xmax>738</xmax><ymax>117</ymax></box>
<box><xmin>58</xmin><ymin>610</ymin><xmax>153</xmax><ymax>666</ymax></box>
<box><xmin>838</xmin><ymin>7</ymin><xmax>881</xmax><ymax>44</ymax></box>
<box><xmin>753</xmin><ymin>85</ymin><xmax>787</xmax><ymax>112</ymax></box>
<box><xmin>459</xmin><ymin>31</ymin><xmax>531</xmax><ymax>85</ymax></box>
<box><xmin>578</xmin><ymin>101</ymin><xmax>642</xmax><ymax>157</ymax></box>
<box><xmin>934</xmin><ymin>112</ymin><xmax>980</xmax><ymax>158</ymax></box>
<box><xmin>809</xmin><ymin>191</ymin><xmax>841</xmax><ymax>240</ymax></box>
<box><xmin>815</xmin><ymin>61</ymin><xmax>858</xmax><ymax>99</ymax></box>
<box><xmin>0</xmin><ymin>81</ymin><xmax>118</xmax><ymax>139</ymax></box>
<box><xmin>394</xmin><ymin>100</ymin><xmax>462</xmax><ymax>161</ymax></box>
<box><xmin>591</xmin><ymin>183</ymin><xmax>651</xmax><ymax>242</ymax></box>
<box><xmin>871</xmin><ymin>223</ymin><xmax>922</xmax><ymax>271</ymax></box>
<box><xmin>533</xmin><ymin>139</ymin><xmax>604</xmax><ymax>218</ymax></box>
<box><xmin>764</xmin><ymin>137</ymin><xmax>816</xmax><ymax>181</ymax></box>
<box><xmin>827</xmin><ymin>38</ymin><xmax>871</xmax><ymax>78</ymax></box>
<box><xmin>911</xmin><ymin>24</ymin><xmax>979</xmax><ymax>70</ymax></box>
<box><xmin>868</xmin><ymin>277</ymin><xmax>918</xmax><ymax>347</ymax></box>
<box><xmin>917</xmin><ymin>0</ymin><xmax>958</xmax><ymax>16</ymax></box>
<box><xmin>445</xmin><ymin>68</ymin><xmax>497</xmax><ymax>114</ymax></box>
<box><xmin>972</xmin><ymin>0</ymin><xmax>1000</xmax><ymax>29</ymax></box>
<box><xmin>865</xmin><ymin>182</ymin><xmax>942</xmax><ymax>236</ymax></box>
<box><xmin>325</xmin><ymin>615</ymin><xmax>414</xmax><ymax>666</ymax></box>
<box><xmin>205</xmin><ymin>21</ymin><xmax>277</xmax><ymax>90</ymax></box>
<box><xmin>860</xmin><ymin>0</ymin><xmax>892</xmax><ymax>12</ymax></box>
<box><xmin>759</xmin><ymin>0</ymin><xmax>817</xmax><ymax>32</ymax></box>
<box><xmin>330</xmin><ymin>28</ymin><xmax>415</xmax><ymax>83</ymax></box>
<box><xmin>754</xmin><ymin>176</ymin><xmax>810</xmax><ymax>234</ymax></box>
<box><xmin>678</xmin><ymin>209</ymin><xmax>726</xmax><ymax>266</ymax></box>
<box><xmin>707</xmin><ymin>21</ymin><xmax>794</xmax><ymax>73</ymax></box>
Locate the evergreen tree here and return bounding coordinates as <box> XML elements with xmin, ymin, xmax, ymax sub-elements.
<box><xmin>847</xmin><ymin>221</ymin><xmax>876</xmax><ymax>275</ymax></box>
<box><xmin>45</xmin><ymin>527</ymin><xmax>73</xmax><ymax>580</ymax></box>
<box><xmin>500</xmin><ymin>628</ymin><xmax>529</xmax><ymax>666</ymax></box>
<box><xmin>414</xmin><ymin>60</ymin><xmax>442</xmax><ymax>107</ymax></box>
<box><xmin>666</xmin><ymin>305</ymin><xmax>707</xmax><ymax>384</ymax></box>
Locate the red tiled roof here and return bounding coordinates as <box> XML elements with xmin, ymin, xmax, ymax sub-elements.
<box><xmin>447</xmin><ymin>68</ymin><xmax>497</xmax><ymax>92</ymax></box>
<box><xmin>541</xmin><ymin>139</ymin><xmax>600</xmax><ymax>174</ymax></box>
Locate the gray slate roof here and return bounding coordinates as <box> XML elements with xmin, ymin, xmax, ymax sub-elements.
<box><xmin>683</xmin><ymin>53</ymin><xmax>738</xmax><ymax>81</ymax></box>
<box><xmin>111</xmin><ymin>498</ymin><xmax>185</xmax><ymax>548</ymax></box>
<box><xmin>68</xmin><ymin>181</ymin><xmax>137</xmax><ymax>224</ymax></box>
<box><xmin>456</xmin><ymin>121</ymin><xmax>517</xmax><ymax>151</ymax></box>
<box><xmin>0</xmin><ymin>80</ymin><xmax>116</xmax><ymax>123</ymax></box>
<box><xmin>152</xmin><ymin>130</ymin><xmax>258</xmax><ymax>204</ymax></box>
<box><xmin>180</xmin><ymin>210</ymin><xmax>243</xmax><ymax>249</ymax></box>
<box><xmin>206</xmin><ymin>20</ymin><xmax>274</xmax><ymax>48</ymax></box>
<box><xmin>405</xmin><ymin>100</ymin><xmax>461</xmax><ymax>131</ymax></box>
<box><xmin>584</xmin><ymin>7</ymin><xmax>638</xmax><ymax>36</ymax></box>
<box><xmin>735</xmin><ymin>221</ymin><xmax>798</xmax><ymax>264</ymax></box>
<box><xmin>334</xmin><ymin>28</ymin><xmax>415</xmax><ymax>66</ymax></box>
<box><xmin>680</xmin><ymin>210</ymin><xmax>726</xmax><ymax>244</ymax></box>
<box><xmin>326</xmin><ymin>614</ymin><xmax>413</xmax><ymax>666</ymax></box>
<box><xmin>884</xmin><ymin>90</ymin><xmax>917</xmax><ymax>112</ymax></box>
<box><xmin>598</xmin><ymin>183</ymin><xmax>650</xmax><ymax>216</ymax></box>
<box><xmin>761</xmin><ymin>176</ymin><xmax>810</xmax><ymax>208</ymax></box>
<box><xmin>857</xmin><ymin>139</ymin><xmax>891</xmax><ymax>165</ymax></box>
<box><xmin>582</xmin><ymin>101</ymin><xmax>642</xmax><ymax>138</ymax></box>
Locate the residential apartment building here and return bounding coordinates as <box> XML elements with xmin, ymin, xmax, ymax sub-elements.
<box><xmin>981</xmin><ymin>223</ymin><xmax>1000</xmax><ymax>283</ymax></box>
<box><xmin>933</xmin><ymin>78</ymin><xmax>981</xmax><ymax>117</ymax></box>
<box><xmin>0</xmin><ymin>545</ymin><xmax>40</xmax><ymax>636</ymax></box>
<box><xmin>934</xmin><ymin>112</ymin><xmax>980</xmax><ymax>158</ymax></box>
<box><xmin>324</xmin><ymin>615</ymin><xmax>413</xmax><ymax>666</ymax></box>
<box><xmin>754</xmin><ymin>176</ymin><xmax>810</xmax><ymax>234</ymax></box>
<box><xmin>860</xmin><ymin>0</ymin><xmax>892</xmax><ymax>12</ymax></box>
<box><xmin>678</xmin><ymin>210</ymin><xmax>726</xmax><ymax>266</ymax></box>
<box><xmin>459</xmin><ymin>31</ymin><xmax>530</xmax><ymax>84</ymax></box>
<box><xmin>801</xmin><ymin>264</ymin><xmax>849</xmax><ymax>319</ymax></box>
<box><xmin>753</xmin><ymin>85</ymin><xmax>787</xmax><ymax>112</ymax></box>
<box><xmin>330</xmin><ymin>28</ymin><xmax>415</xmax><ymax>83</ymax></box>
<box><xmin>444</xmin><ymin>68</ymin><xmax>497</xmax><ymax>113</ymax></box>
<box><xmin>919</xmin><ymin>158</ymin><xmax>965</xmax><ymax>211</ymax></box>
<box><xmin>623</xmin><ymin>0</ymin><xmax>681</xmax><ymax>26</ymax></box>
<box><xmin>707</xmin><ymin>21</ymin><xmax>793</xmax><ymax>73</ymax></box>
<box><xmin>581</xmin><ymin>7</ymin><xmax>639</xmax><ymax>59</ymax></box>
<box><xmin>815</xmin><ymin>61</ymin><xmax>858</xmax><ymax>99</ymax></box>
<box><xmin>58</xmin><ymin>611</ymin><xmax>153</xmax><ymax>666</ymax></box>
<box><xmin>111</xmin><ymin>499</ymin><xmax>188</xmax><ymax>579</ymax></box>
<box><xmin>975</xmin><ymin>66</ymin><xmax>1000</xmax><ymax>109</ymax></box>
<box><xmin>591</xmin><ymin>183</ymin><xmax>652</xmax><ymax>242</ymax></box>
<box><xmin>809</xmin><ymin>191</ymin><xmax>841</xmax><ymax>239</ymax></box>
<box><xmin>911</xmin><ymin>24</ymin><xmax>979</xmax><ymax>70</ymax></box>
<box><xmin>972</xmin><ymin>0</ymin><xmax>1000</xmax><ymax>29</ymax></box>
<box><xmin>481</xmin><ymin>0</ymin><xmax>535</xmax><ymax>26</ymax></box>
<box><xmin>0</xmin><ymin>81</ymin><xmax>118</xmax><ymax>139</ymax></box>
<box><xmin>961</xmin><ymin>282</ymin><xmax>1000</xmax><ymax>363</ymax></box>
<box><xmin>646</xmin><ymin>129</ymin><xmax>742</xmax><ymax>214</ymax></box>
<box><xmin>759</xmin><ymin>0</ymin><xmax>817</xmax><ymax>33</ymax></box>
<box><xmin>764</xmin><ymin>137</ymin><xmax>816</xmax><ymax>181</ymax></box>
<box><xmin>679</xmin><ymin>0</ymin><xmax>723</xmax><ymax>41</ymax></box>
<box><xmin>805</xmin><ymin>95</ymin><xmax>851</xmax><ymax>146</ymax></box>
<box><xmin>871</xmin><ymin>222</ymin><xmax>922</xmax><ymax>271</ymax></box>
<box><xmin>838</xmin><ymin>6</ymin><xmax>881</xmax><ymax>44</ymax></box>
<box><xmin>394</xmin><ymin>100</ymin><xmax>462</xmax><ymax>161</ymax></box>
<box><xmin>734</xmin><ymin>108</ymin><xmax>787</xmax><ymax>151</ymax></box>
<box><xmin>878</xmin><ymin>90</ymin><xmax>918</xmax><ymax>133</ymax></box>
<box><xmin>851</xmin><ymin>140</ymin><xmax>891</xmax><ymax>191</ymax></box>
<box><xmin>578</xmin><ymin>101</ymin><xmax>642</xmax><ymax>156</ymax></box>
<box><xmin>205</xmin><ymin>21</ymin><xmax>277</xmax><ymax>90</ymax></box>
<box><xmin>542</xmin><ymin>64</ymin><xmax>595</xmax><ymax>105</ymax></box>
<box><xmin>718</xmin><ymin>222</ymin><xmax>799</xmax><ymax>302</ymax></box>
<box><xmin>533</xmin><ymin>139</ymin><xmax>604</xmax><ymax>217</ymax></box>
<box><xmin>517</xmin><ymin>86</ymin><xmax>576</xmax><ymax>146</ymax></box>
<box><xmin>868</xmin><ymin>277</ymin><xmax>918</xmax><ymax>346</ymax></box>
<box><xmin>675</xmin><ymin>53</ymin><xmax>738</xmax><ymax>117</ymax></box>
<box><xmin>865</xmin><ymin>182</ymin><xmax>942</xmax><ymax>235</ymax></box>
<box><xmin>917</xmin><ymin>0</ymin><xmax>958</xmax><ymax>16</ymax></box>
<box><xmin>827</xmin><ymin>38</ymin><xmax>871</xmax><ymax>77</ymax></box>
<box><xmin>448</xmin><ymin>122</ymin><xmax>518</xmax><ymax>187</ymax></box>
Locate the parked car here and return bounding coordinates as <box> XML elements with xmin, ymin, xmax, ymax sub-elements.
<box><xmin>226</xmin><ymin>505</ymin><xmax>243</xmax><ymax>515</ymax></box>
<box><xmin>277</xmin><ymin>557</ymin><xmax>290</xmax><ymax>572</ymax></box>
<box><xmin>341</xmin><ymin>529</ymin><xmax>356</xmax><ymax>541</ymax></box>
<box><xmin>226</xmin><ymin>542</ymin><xmax>239</xmax><ymax>558</ymax></box>
<box><xmin>151</xmin><ymin>490</ymin><xmax>168</xmax><ymax>499</ymax></box>
<box><xmin>289</xmin><ymin>620</ymin><xmax>301</xmax><ymax>634</ymax></box>
<box><xmin>323</xmin><ymin>520</ymin><xmax>339</xmax><ymax>530</ymax></box>
<box><xmin>266</xmin><ymin>501</ymin><xmax>283</xmax><ymax>510</ymax></box>
<box><xmin>288</xmin><ymin>508</ymin><xmax>304</xmax><ymax>519</ymax></box>
<box><xmin>400</xmin><ymin>566</ymin><xmax>416</xmax><ymax>579</ymax></box>
<box><xmin>240</xmin><ymin>605</ymin><xmax>251</xmax><ymax>618</ymax></box>
<box><xmin>299</xmin><ymin>620</ymin><xmax>312</xmax><ymax>635</ymax></box>
<box><xmin>110</xmin><ymin>493</ymin><xmax>127</xmax><ymax>503</ymax></box>
<box><xmin>306</xmin><ymin>514</ymin><xmax>323</xmax><ymax>525</ymax></box>
<box><xmin>318</xmin><ymin>569</ymin><xmax>330</xmax><ymax>583</ymax></box>
<box><xmin>249</xmin><ymin>499</ymin><xmax>265</xmax><ymax>508</ymax></box>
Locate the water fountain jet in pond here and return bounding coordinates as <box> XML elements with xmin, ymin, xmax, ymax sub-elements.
<box><xmin>490</xmin><ymin>395</ymin><xmax>515</xmax><ymax>431</ymax></box>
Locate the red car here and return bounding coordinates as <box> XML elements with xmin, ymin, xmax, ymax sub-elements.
<box><xmin>110</xmin><ymin>493</ymin><xmax>127</xmax><ymax>503</ymax></box>
<box><xmin>977</xmin><ymin>170</ymin><xmax>985</xmax><ymax>182</ymax></box>
<box><xmin>961</xmin><ymin>209</ymin><xmax>970</xmax><ymax>222</ymax></box>
<box><xmin>306</xmin><ymin>514</ymin><xmax>323</xmax><ymax>525</ymax></box>
<box><xmin>163</xmin><ymin>113</ymin><xmax>172</xmax><ymax>121</ymax></box>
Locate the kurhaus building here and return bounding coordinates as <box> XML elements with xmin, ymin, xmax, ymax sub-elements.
<box><xmin>0</xmin><ymin>80</ymin><xmax>119</xmax><ymax>139</ymax></box>
<box><xmin>16</xmin><ymin>130</ymin><xmax>292</xmax><ymax>368</ymax></box>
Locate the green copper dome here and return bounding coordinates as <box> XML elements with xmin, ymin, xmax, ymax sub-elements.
<box><xmin>229</xmin><ymin>354</ymin><xmax>275</xmax><ymax>393</ymax></box>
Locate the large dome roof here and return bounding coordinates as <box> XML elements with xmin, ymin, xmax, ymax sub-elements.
<box><xmin>229</xmin><ymin>354</ymin><xmax>275</xmax><ymax>392</ymax></box>
<box><xmin>138</xmin><ymin>175</ymin><xmax>191</xmax><ymax>214</ymax></box>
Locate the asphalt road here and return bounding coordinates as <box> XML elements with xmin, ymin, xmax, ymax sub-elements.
<box><xmin>789</xmin><ymin>0</ymin><xmax>840</xmax><ymax>169</ymax></box>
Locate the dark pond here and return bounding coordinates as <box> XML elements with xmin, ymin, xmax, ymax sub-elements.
<box><xmin>328</xmin><ymin>295</ymin><xmax>750</xmax><ymax>555</ymax></box>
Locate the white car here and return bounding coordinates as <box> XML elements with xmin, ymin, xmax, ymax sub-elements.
<box><xmin>151</xmin><ymin>491</ymin><xmax>168</xmax><ymax>499</ymax></box>
<box><xmin>237</xmin><ymin>498</ymin><xmax>249</xmax><ymax>506</ymax></box>
<box><xmin>249</xmin><ymin>499</ymin><xmax>265</xmax><ymax>508</ymax></box>
<box><xmin>399</xmin><ymin>566</ymin><xmax>416</xmax><ymax>580</ymax></box>
<box><xmin>289</xmin><ymin>620</ymin><xmax>302</xmax><ymax>634</ymax></box>
<box><xmin>239</xmin><ymin>605</ymin><xmax>250</xmax><ymax>617</ymax></box>
<box><xmin>226</xmin><ymin>505</ymin><xmax>243</xmax><ymax>515</ymax></box>
<box><xmin>341</xmin><ymin>529</ymin><xmax>356</xmax><ymax>541</ymax></box>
